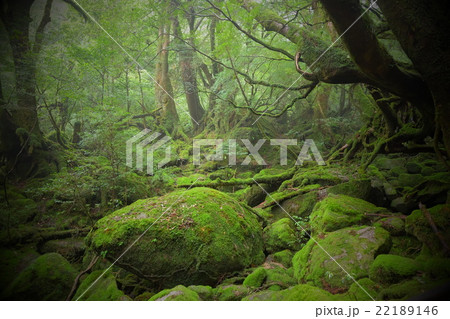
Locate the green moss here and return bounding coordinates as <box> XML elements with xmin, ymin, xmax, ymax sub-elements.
<box><xmin>374</xmin><ymin>216</ymin><xmax>405</xmax><ymax>236</ymax></box>
<box><xmin>265</xmin><ymin>267</ymin><xmax>296</xmax><ymax>288</ymax></box>
<box><xmin>405</xmin><ymin>204</ymin><xmax>450</xmax><ymax>256</ymax></box>
<box><xmin>405</xmin><ymin>162</ymin><xmax>422</xmax><ymax>174</ymax></box>
<box><xmin>187</xmin><ymin>285</ymin><xmax>214</xmax><ymax>300</ymax></box>
<box><xmin>309</xmin><ymin>195</ymin><xmax>384</xmax><ymax>234</ymax></box>
<box><xmin>328</xmin><ymin>179</ymin><xmax>379</xmax><ymax>203</ymax></box>
<box><xmin>243</xmin><ymin>267</ymin><xmax>267</xmax><ymax>288</ymax></box>
<box><xmin>73</xmin><ymin>270</ymin><xmax>128</xmax><ymax>301</ymax></box>
<box><xmin>0</xmin><ymin>247</ymin><xmax>39</xmax><ymax>293</ymax></box>
<box><xmin>134</xmin><ymin>291</ymin><xmax>154</xmax><ymax>301</ymax></box>
<box><xmin>272</xmin><ymin>249</ymin><xmax>293</xmax><ymax>268</ymax></box>
<box><xmin>271</xmin><ymin>190</ymin><xmax>318</xmax><ymax>219</ymax></box>
<box><xmin>397</xmin><ymin>173</ymin><xmax>425</xmax><ymax>188</ymax></box>
<box><xmin>369</xmin><ymin>254</ymin><xmax>419</xmax><ymax>284</ymax></box>
<box><xmin>345</xmin><ymin>278</ymin><xmax>381</xmax><ymax>301</ymax></box>
<box><xmin>263</xmin><ymin>218</ymin><xmax>300</xmax><ymax>253</ymax></box>
<box><xmin>389</xmin><ymin>236</ymin><xmax>421</xmax><ymax>258</ymax></box>
<box><xmin>2</xmin><ymin>253</ymin><xmax>77</xmax><ymax>300</ymax></box>
<box><xmin>150</xmin><ymin>285</ymin><xmax>201</xmax><ymax>301</ymax></box>
<box><xmin>87</xmin><ymin>187</ymin><xmax>264</xmax><ymax>288</ymax></box>
<box><xmin>378</xmin><ymin>279</ymin><xmax>442</xmax><ymax>301</ymax></box>
<box><xmin>293</xmin><ymin>226</ymin><xmax>391</xmax><ymax>291</ymax></box>
<box><xmin>415</xmin><ymin>256</ymin><xmax>450</xmax><ymax>279</ymax></box>
<box><xmin>0</xmin><ymin>197</ymin><xmax>37</xmax><ymax>228</ymax></box>
<box><xmin>213</xmin><ymin>284</ymin><xmax>250</xmax><ymax>301</ymax></box>
<box><xmin>243</xmin><ymin>284</ymin><xmax>335</xmax><ymax>301</ymax></box>
<box><xmin>286</xmin><ymin>167</ymin><xmax>341</xmax><ymax>188</ymax></box>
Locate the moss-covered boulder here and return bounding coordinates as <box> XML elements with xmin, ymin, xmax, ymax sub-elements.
<box><xmin>328</xmin><ymin>179</ymin><xmax>385</xmax><ymax>206</ymax></box>
<box><xmin>405</xmin><ymin>204</ymin><xmax>450</xmax><ymax>256</ymax></box>
<box><xmin>87</xmin><ymin>187</ymin><xmax>264</xmax><ymax>288</ymax></box>
<box><xmin>243</xmin><ymin>284</ymin><xmax>335</xmax><ymax>301</ymax></box>
<box><xmin>293</xmin><ymin>226</ymin><xmax>391</xmax><ymax>291</ymax></box>
<box><xmin>388</xmin><ymin>236</ymin><xmax>421</xmax><ymax>258</ymax></box>
<box><xmin>415</xmin><ymin>256</ymin><xmax>450</xmax><ymax>279</ymax></box>
<box><xmin>265</xmin><ymin>267</ymin><xmax>296</xmax><ymax>290</ymax></box>
<box><xmin>1</xmin><ymin>253</ymin><xmax>77</xmax><ymax>300</ymax></box>
<box><xmin>272</xmin><ymin>249</ymin><xmax>294</xmax><ymax>268</ymax></box>
<box><xmin>73</xmin><ymin>270</ymin><xmax>129</xmax><ymax>301</ymax></box>
<box><xmin>369</xmin><ymin>254</ymin><xmax>420</xmax><ymax>284</ymax></box>
<box><xmin>271</xmin><ymin>191</ymin><xmax>318</xmax><ymax>219</ymax></box>
<box><xmin>0</xmin><ymin>247</ymin><xmax>39</xmax><ymax>294</ymax></box>
<box><xmin>309</xmin><ymin>195</ymin><xmax>385</xmax><ymax>234</ymax></box>
<box><xmin>378</xmin><ymin>279</ymin><xmax>444</xmax><ymax>301</ymax></box>
<box><xmin>149</xmin><ymin>285</ymin><xmax>201</xmax><ymax>301</ymax></box>
<box><xmin>213</xmin><ymin>284</ymin><xmax>250</xmax><ymax>301</ymax></box>
<box><xmin>344</xmin><ymin>278</ymin><xmax>380</xmax><ymax>301</ymax></box>
<box><xmin>187</xmin><ymin>285</ymin><xmax>214</xmax><ymax>300</ymax></box>
<box><xmin>263</xmin><ymin>218</ymin><xmax>300</xmax><ymax>253</ymax></box>
<box><xmin>243</xmin><ymin>267</ymin><xmax>267</xmax><ymax>288</ymax></box>
<box><xmin>374</xmin><ymin>216</ymin><xmax>405</xmax><ymax>236</ymax></box>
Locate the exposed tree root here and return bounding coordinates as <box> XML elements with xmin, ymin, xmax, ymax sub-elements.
<box><xmin>66</xmin><ymin>255</ymin><xmax>100</xmax><ymax>301</ymax></box>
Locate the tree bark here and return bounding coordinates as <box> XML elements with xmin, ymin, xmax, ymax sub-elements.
<box><xmin>319</xmin><ymin>0</ymin><xmax>435</xmax><ymax>132</ymax></box>
<box><xmin>172</xmin><ymin>13</ymin><xmax>205</xmax><ymax>128</ymax></box>
<box><xmin>377</xmin><ymin>0</ymin><xmax>450</xmax><ymax>156</ymax></box>
<box><xmin>155</xmin><ymin>23</ymin><xmax>179</xmax><ymax>131</ymax></box>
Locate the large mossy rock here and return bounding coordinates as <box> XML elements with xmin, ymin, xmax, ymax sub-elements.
<box><xmin>1</xmin><ymin>253</ymin><xmax>77</xmax><ymax>300</ymax></box>
<box><xmin>293</xmin><ymin>226</ymin><xmax>391</xmax><ymax>291</ymax></box>
<box><xmin>405</xmin><ymin>204</ymin><xmax>450</xmax><ymax>256</ymax></box>
<box><xmin>369</xmin><ymin>254</ymin><xmax>420</xmax><ymax>284</ymax></box>
<box><xmin>73</xmin><ymin>270</ymin><xmax>129</xmax><ymax>301</ymax></box>
<box><xmin>87</xmin><ymin>187</ymin><xmax>265</xmax><ymax>288</ymax></box>
<box><xmin>263</xmin><ymin>218</ymin><xmax>300</xmax><ymax>253</ymax></box>
<box><xmin>309</xmin><ymin>195</ymin><xmax>386</xmax><ymax>234</ymax></box>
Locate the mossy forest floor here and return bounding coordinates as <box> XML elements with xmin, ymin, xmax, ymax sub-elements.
<box><xmin>1</xmin><ymin>151</ymin><xmax>449</xmax><ymax>301</ymax></box>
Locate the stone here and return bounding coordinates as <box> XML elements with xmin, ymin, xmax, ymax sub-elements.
<box><xmin>87</xmin><ymin>187</ymin><xmax>265</xmax><ymax>288</ymax></box>
<box><xmin>293</xmin><ymin>226</ymin><xmax>391</xmax><ymax>290</ymax></box>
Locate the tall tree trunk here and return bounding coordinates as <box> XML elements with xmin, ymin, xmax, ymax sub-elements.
<box><xmin>377</xmin><ymin>0</ymin><xmax>450</xmax><ymax>157</ymax></box>
<box><xmin>172</xmin><ymin>14</ymin><xmax>205</xmax><ymax>129</ymax></box>
<box><xmin>155</xmin><ymin>23</ymin><xmax>179</xmax><ymax>131</ymax></box>
<box><xmin>1</xmin><ymin>0</ymin><xmax>40</xmax><ymax>136</ymax></box>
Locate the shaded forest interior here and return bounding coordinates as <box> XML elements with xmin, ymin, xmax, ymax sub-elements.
<box><xmin>0</xmin><ymin>0</ymin><xmax>449</xmax><ymax>301</ymax></box>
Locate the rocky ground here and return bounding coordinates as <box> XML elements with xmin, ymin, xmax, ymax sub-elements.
<box><xmin>1</xmin><ymin>153</ymin><xmax>449</xmax><ymax>301</ymax></box>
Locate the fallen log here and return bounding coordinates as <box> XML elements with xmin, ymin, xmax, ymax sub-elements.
<box><xmin>176</xmin><ymin>168</ymin><xmax>296</xmax><ymax>188</ymax></box>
